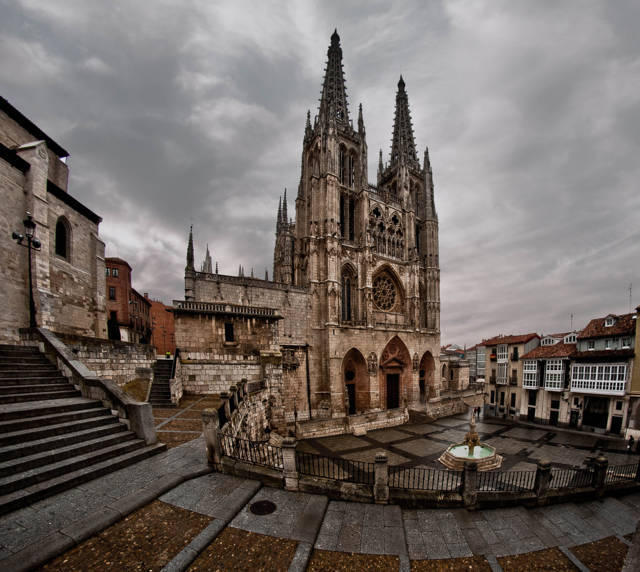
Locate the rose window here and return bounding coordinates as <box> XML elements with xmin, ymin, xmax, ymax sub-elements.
<box><xmin>372</xmin><ymin>274</ymin><xmax>397</xmax><ymax>311</ymax></box>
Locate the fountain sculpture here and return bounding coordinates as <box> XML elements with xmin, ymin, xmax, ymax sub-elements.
<box><xmin>438</xmin><ymin>408</ymin><xmax>503</xmax><ymax>471</ymax></box>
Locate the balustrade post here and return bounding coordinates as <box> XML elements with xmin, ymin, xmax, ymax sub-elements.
<box><xmin>229</xmin><ymin>385</ymin><xmax>238</xmax><ymax>413</ymax></box>
<box><xmin>220</xmin><ymin>391</ymin><xmax>231</xmax><ymax>425</ymax></box>
<box><xmin>281</xmin><ymin>437</ymin><xmax>299</xmax><ymax>491</ymax></box>
<box><xmin>202</xmin><ymin>408</ymin><xmax>222</xmax><ymax>467</ymax></box>
<box><xmin>593</xmin><ymin>456</ymin><xmax>608</xmax><ymax>496</ymax></box>
<box><xmin>374</xmin><ymin>452</ymin><xmax>389</xmax><ymax>504</ymax></box>
<box><xmin>462</xmin><ymin>461</ymin><xmax>478</xmax><ymax>508</ymax></box>
<box><xmin>534</xmin><ymin>460</ymin><xmax>552</xmax><ymax>500</ymax></box>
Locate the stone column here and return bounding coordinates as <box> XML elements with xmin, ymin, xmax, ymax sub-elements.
<box><xmin>220</xmin><ymin>391</ymin><xmax>231</xmax><ymax>426</ymax></box>
<box><xmin>593</xmin><ymin>455</ymin><xmax>608</xmax><ymax>496</ymax></box>
<box><xmin>374</xmin><ymin>452</ymin><xmax>389</xmax><ymax>504</ymax></box>
<box><xmin>462</xmin><ymin>461</ymin><xmax>478</xmax><ymax>508</ymax></box>
<box><xmin>202</xmin><ymin>408</ymin><xmax>222</xmax><ymax>467</ymax></box>
<box><xmin>281</xmin><ymin>437</ymin><xmax>299</xmax><ymax>491</ymax></box>
<box><xmin>534</xmin><ymin>460</ymin><xmax>552</xmax><ymax>499</ymax></box>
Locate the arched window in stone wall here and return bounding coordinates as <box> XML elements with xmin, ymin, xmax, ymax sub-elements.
<box><xmin>341</xmin><ymin>265</ymin><xmax>357</xmax><ymax>322</ymax></box>
<box><xmin>339</xmin><ymin>145</ymin><xmax>347</xmax><ymax>185</ymax></box>
<box><xmin>55</xmin><ymin>216</ymin><xmax>71</xmax><ymax>260</ymax></box>
<box><xmin>368</xmin><ymin>208</ymin><xmax>404</xmax><ymax>259</ymax></box>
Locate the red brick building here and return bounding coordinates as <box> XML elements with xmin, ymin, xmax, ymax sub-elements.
<box><xmin>144</xmin><ymin>294</ymin><xmax>175</xmax><ymax>355</ymax></box>
<box><xmin>105</xmin><ymin>257</ymin><xmax>151</xmax><ymax>343</ymax></box>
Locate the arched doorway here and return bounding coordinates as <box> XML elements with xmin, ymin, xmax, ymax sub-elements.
<box><xmin>342</xmin><ymin>349</ymin><xmax>369</xmax><ymax>415</ymax></box>
<box><xmin>379</xmin><ymin>336</ymin><xmax>411</xmax><ymax>410</ymax></box>
<box><xmin>419</xmin><ymin>351</ymin><xmax>435</xmax><ymax>402</ymax></box>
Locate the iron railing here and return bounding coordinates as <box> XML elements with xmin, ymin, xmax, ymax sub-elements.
<box><xmin>220</xmin><ymin>434</ymin><xmax>283</xmax><ymax>469</ymax></box>
<box><xmin>296</xmin><ymin>451</ymin><xmax>374</xmax><ymax>485</ymax></box>
<box><xmin>389</xmin><ymin>467</ymin><xmax>462</xmax><ymax>491</ymax></box>
<box><xmin>550</xmin><ymin>467</ymin><xmax>593</xmax><ymax>489</ymax></box>
<box><xmin>477</xmin><ymin>470</ymin><xmax>535</xmax><ymax>492</ymax></box>
<box><xmin>606</xmin><ymin>463</ymin><xmax>640</xmax><ymax>485</ymax></box>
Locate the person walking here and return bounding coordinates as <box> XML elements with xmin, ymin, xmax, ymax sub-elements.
<box><xmin>627</xmin><ymin>435</ymin><xmax>635</xmax><ymax>453</ymax></box>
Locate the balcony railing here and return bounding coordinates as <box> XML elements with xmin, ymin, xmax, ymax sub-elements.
<box><xmin>489</xmin><ymin>376</ymin><xmax>497</xmax><ymax>384</ymax></box>
<box><xmin>544</xmin><ymin>379</ymin><xmax>564</xmax><ymax>391</ymax></box>
<box><xmin>496</xmin><ymin>377</ymin><xmax>508</xmax><ymax>385</ymax></box>
<box><xmin>522</xmin><ymin>379</ymin><xmax>539</xmax><ymax>390</ymax></box>
<box><xmin>570</xmin><ymin>379</ymin><xmax>626</xmax><ymax>396</ymax></box>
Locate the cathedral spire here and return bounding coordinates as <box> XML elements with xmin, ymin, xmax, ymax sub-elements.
<box><xmin>282</xmin><ymin>188</ymin><xmax>288</xmax><ymax>224</ymax></box>
<box><xmin>201</xmin><ymin>244</ymin><xmax>212</xmax><ymax>273</ymax></box>
<box><xmin>378</xmin><ymin>148</ymin><xmax>384</xmax><ymax>176</ymax></box>
<box><xmin>277</xmin><ymin>196</ymin><xmax>282</xmax><ymax>228</ymax></box>
<box><xmin>318</xmin><ymin>29</ymin><xmax>349</xmax><ymax>126</ymax></box>
<box><xmin>186</xmin><ymin>225</ymin><xmax>194</xmax><ymax>271</ymax></box>
<box><xmin>358</xmin><ymin>103</ymin><xmax>365</xmax><ymax>134</ymax></box>
<box><xmin>390</xmin><ymin>75</ymin><xmax>418</xmax><ymax>168</ymax></box>
<box><xmin>304</xmin><ymin>110</ymin><xmax>312</xmax><ymax>140</ymax></box>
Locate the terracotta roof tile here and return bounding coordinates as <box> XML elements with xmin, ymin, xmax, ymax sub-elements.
<box><xmin>481</xmin><ymin>333</ymin><xmax>539</xmax><ymax>346</ymax></box>
<box><xmin>521</xmin><ymin>343</ymin><xmax>576</xmax><ymax>360</ymax></box>
<box><xmin>577</xmin><ymin>313</ymin><xmax>636</xmax><ymax>339</ymax></box>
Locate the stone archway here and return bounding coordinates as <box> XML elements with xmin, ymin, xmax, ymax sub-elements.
<box><xmin>379</xmin><ymin>336</ymin><xmax>411</xmax><ymax>410</ymax></box>
<box><xmin>419</xmin><ymin>351</ymin><xmax>435</xmax><ymax>402</ymax></box>
<box><xmin>342</xmin><ymin>348</ymin><xmax>369</xmax><ymax>415</ymax></box>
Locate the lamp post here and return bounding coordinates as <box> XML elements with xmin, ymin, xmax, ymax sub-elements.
<box><xmin>12</xmin><ymin>212</ymin><xmax>41</xmax><ymax>328</ymax></box>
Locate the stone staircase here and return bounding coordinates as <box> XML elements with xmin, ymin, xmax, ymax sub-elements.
<box><xmin>149</xmin><ymin>358</ymin><xmax>174</xmax><ymax>407</ymax></box>
<box><xmin>0</xmin><ymin>344</ymin><xmax>166</xmax><ymax>515</ymax></box>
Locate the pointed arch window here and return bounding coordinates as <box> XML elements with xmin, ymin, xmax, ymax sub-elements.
<box><xmin>339</xmin><ymin>146</ymin><xmax>346</xmax><ymax>185</ymax></box>
<box><xmin>341</xmin><ymin>266</ymin><xmax>357</xmax><ymax>322</ymax></box>
<box><xmin>55</xmin><ymin>217</ymin><xmax>71</xmax><ymax>260</ymax></box>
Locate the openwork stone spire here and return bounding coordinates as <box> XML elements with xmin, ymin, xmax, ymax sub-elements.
<box><xmin>201</xmin><ymin>244</ymin><xmax>212</xmax><ymax>273</ymax></box>
<box><xmin>390</xmin><ymin>76</ymin><xmax>419</xmax><ymax>168</ymax></box>
<box><xmin>318</xmin><ymin>30</ymin><xmax>349</xmax><ymax>126</ymax></box>
<box><xmin>186</xmin><ymin>225</ymin><xmax>194</xmax><ymax>271</ymax></box>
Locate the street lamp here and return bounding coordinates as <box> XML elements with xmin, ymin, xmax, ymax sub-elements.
<box><xmin>12</xmin><ymin>212</ymin><xmax>41</xmax><ymax>328</ymax></box>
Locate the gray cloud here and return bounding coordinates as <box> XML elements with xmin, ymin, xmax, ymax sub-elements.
<box><xmin>1</xmin><ymin>0</ymin><xmax>638</xmax><ymax>345</ymax></box>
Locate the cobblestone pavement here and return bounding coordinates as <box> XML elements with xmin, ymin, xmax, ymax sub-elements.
<box><xmin>300</xmin><ymin>412</ymin><xmax>634</xmax><ymax>471</ymax></box>
<box><xmin>2</xmin><ymin>413</ymin><xmax>640</xmax><ymax>571</ymax></box>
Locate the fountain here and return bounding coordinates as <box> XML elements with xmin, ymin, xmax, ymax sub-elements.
<box><xmin>438</xmin><ymin>408</ymin><xmax>503</xmax><ymax>471</ymax></box>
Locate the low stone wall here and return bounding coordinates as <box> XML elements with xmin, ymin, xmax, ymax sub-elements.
<box><xmin>427</xmin><ymin>395</ymin><xmax>470</xmax><ymax>419</ymax></box>
<box><xmin>179</xmin><ymin>352</ymin><xmax>262</xmax><ymax>395</ymax></box>
<box><xmin>294</xmin><ymin>408</ymin><xmax>409</xmax><ymax>439</ymax></box>
<box><xmin>57</xmin><ymin>333</ymin><xmax>155</xmax><ymax>387</ymax></box>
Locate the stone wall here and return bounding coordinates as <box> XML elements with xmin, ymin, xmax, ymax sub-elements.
<box><xmin>57</xmin><ymin>333</ymin><xmax>155</xmax><ymax>387</ymax></box>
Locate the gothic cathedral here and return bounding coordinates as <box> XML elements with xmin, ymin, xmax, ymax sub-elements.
<box><xmin>179</xmin><ymin>31</ymin><xmax>442</xmax><ymax>435</ymax></box>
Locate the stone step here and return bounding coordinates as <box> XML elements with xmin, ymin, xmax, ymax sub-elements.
<box><xmin>0</xmin><ymin>431</ymin><xmax>138</xmax><ymax>478</ymax></box>
<box><xmin>150</xmin><ymin>400</ymin><xmax>174</xmax><ymax>407</ymax></box>
<box><xmin>0</xmin><ymin>439</ymin><xmax>149</xmax><ymax>494</ymax></box>
<box><xmin>0</xmin><ymin>406</ymin><xmax>108</xmax><ymax>433</ymax></box>
<box><xmin>0</xmin><ymin>423</ymin><xmax>128</xmax><ymax>462</ymax></box>
<box><xmin>0</xmin><ymin>442</ymin><xmax>167</xmax><ymax>516</ymax></box>
<box><xmin>0</xmin><ymin>355</ymin><xmax>52</xmax><ymax>365</ymax></box>
<box><xmin>0</xmin><ymin>365</ymin><xmax>58</xmax><ymax>376</ymax></box>
<box><xmin>0</xmin><ymin>389</ymin><xmax>81</xmax><ymax>404</ymax></box>
<box><xmin>0</xmin><ymin>397</ymin><xmax>101</xmax><ymax>422</ymax></box>
<box><xmin>0</xmin><ymin>350</ymin><xmax>44</xmax><ymax>360</ymax></box>
<box><xmin>0</xmin><ymin>383</ymin><xmax>72</xmax><ymax>395</ymax></box>
<box><xmin>0</xmin><ymin>377</ymin><xmax>69</xmax><ymax>386</ymax></box>
<box><xmin>0</xmin><ymin>345</ymin><xmax>41</xmax><ymax>354</ymax></box>
<box><xmin>0</xmin><ymin>413</ymin><xmax>120</xmax><ymax>448</ymax></box>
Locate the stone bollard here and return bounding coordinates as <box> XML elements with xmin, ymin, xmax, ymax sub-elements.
<box><xmin>281</xmin><ymin>437</ymin><xmax>299</xmax><ymax>491</ymax></box>
<box><xmin>202</xmin><ymin>408</ymin><xmax>222</xmax><ymax>467</ymax></box>
<box><xmin>220</xmin><ymin>391</ymin><xmax>231</xmax><ymax>425</ymax></box>
<box><xmin>374</xmin><ymin>452</ymin><xmax>389</xmax><ymax>504</ymax></box>
<box><xmin>593</xmin><ymin>455</ymin><xmax>608</xmax><ymax>496</ymax></box>
<box><xmin>462</xmin><ymin>461</ymin><xmax>478</xmax><ymax>509</ymax></box>
<box><xmin>534</xmin><ymin>460</ymin><xmax>552</xmax><ymax>499</ymax></box>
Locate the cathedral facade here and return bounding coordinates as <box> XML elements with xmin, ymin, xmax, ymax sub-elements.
<box><xmin>175</xmin><ymin>32</ymin><xmax>442</xmax><ymax>435</ymax></box>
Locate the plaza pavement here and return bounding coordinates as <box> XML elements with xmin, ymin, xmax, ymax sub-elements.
<box><xmin>0</xmin><ymin>412</ymin><xmax>638</xmax><ymax>571</ymax></box>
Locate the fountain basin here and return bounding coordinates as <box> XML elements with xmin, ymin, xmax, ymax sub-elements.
<box><xmin>438</xmin><ymin>442</ymin><xmax>503</xmax><ymax>471</ymax></box>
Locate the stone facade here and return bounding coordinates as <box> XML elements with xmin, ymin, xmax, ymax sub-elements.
<box><xmin>57</xmin><ymin>333</ymin><xmax>155</xmax><ymax>387</ymax></box>
<box><xmin>174</xmin><ymin>33</ymin><xmax>446</xmax><ymax>436</ymax></box>
<box><xmin>0</xmin><ymin>96</ymin><xmax>106</xmax><ymax>342</ymax></box>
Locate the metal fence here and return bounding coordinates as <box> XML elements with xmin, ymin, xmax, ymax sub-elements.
<box><xmin>296</xmin><ymin>451</ymin><xmax>375</xmax><ymax>485</ymax></box>
<box><xmin>389</xmin><ymin>467</ymin><xmax>462</xmax><ymax>491</ymax></box>
<box><xmin>220</xmin><ymin>434</ymin><xmax>283</xmax><ymax>469</ymax></box>
<box><xmin>550</xmin><ymin>467</ymin><xmax>593</xmax><ymax>489</ymax></box>
<box><xmin>477</xmin><ymin>469</ymin><xmax>536</xmax><ymax>492</ymax></box>
<box><xmin>606</xmin><ymin>463</ymin><xmax>639</xmax><ymax>485</ymax></box>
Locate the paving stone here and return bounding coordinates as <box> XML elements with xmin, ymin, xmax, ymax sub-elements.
<box><xmin>336</xmin><ymin>524</ymin><xmax>361</xmax><ymax>552</ymax></box>
<box><xmin>422</xmin><ymin>533</ymin><xmax>450</xmax><ymax>559</ymax></box>
<box><xmin>384</xmin><ymin>526</ymin><xmax>407</xmax><ymax>555</ymax></box>
<box><xmin>447</xmin><ymin>542</ymin><xmax>473</xmax><ymax>558</ymax></box>
<box><xmin>361</xmin><ymin>525</ymin><xmax>386</xmax><ymax>554</ymax></box>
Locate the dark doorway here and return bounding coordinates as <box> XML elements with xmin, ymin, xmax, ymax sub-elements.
<box><xmin>610</xmin><ymin>416</ymin><xmax>622</xmax><ymax>434</ymax></box>
<box><xmin>386</xmin><ymin>374</ymin><xmax>400</xmax><ymax>409</ymax></box>
<box><xmin>570</xmin><ymin>410</ymin><xmax>579</xmax><ymax>428</ymax></box>
<box><xmin>549</xmin><ymin>410</ymin><xmax>559</xmax><ymax>426</ymax></box>
<box><xmin>583</xmin><ymin>397</ymin><xmax>609</xmax><ymax>429</ymax></box>
<box><xmin>346</xmin><ymin>384</ymin><xmax>356</xmax><ymax>415</ymax></box>
<box><xmin>419</xmin><ymin>375</ymin><xmax>426</xmax><ymax>403</ymax></box>
<box><xmin>528</xmin><ymin>407</ymin><xmax>535</xmax><ymax>422</ymax></box>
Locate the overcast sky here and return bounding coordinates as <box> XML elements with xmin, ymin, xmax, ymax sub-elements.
<box><xmin>2</xmin><ymin>0</ymin><xmax>639</xmax><ymax>346</ymax></box>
